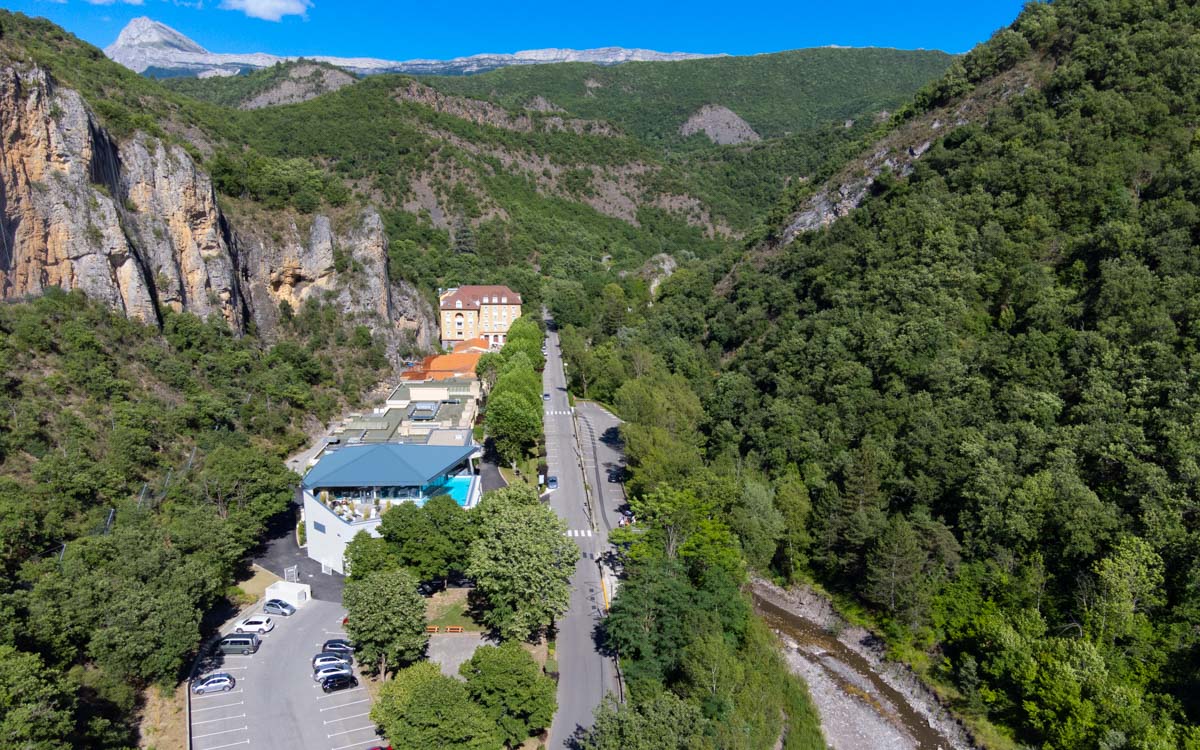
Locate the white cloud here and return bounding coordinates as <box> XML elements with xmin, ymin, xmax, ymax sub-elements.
<box><xmin>219</xmin><ymin>0</ymin><xmax>311</xmax><ymax>21</ymax></box>
<box><xmin>83</xmin><ymin>0</ymin><xmax>146</xmax><ymax>5</ymax></box>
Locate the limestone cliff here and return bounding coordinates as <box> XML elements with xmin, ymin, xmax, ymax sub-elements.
<box><xmin>0</xmin><ymin>63</ymin><xmax>434</xmax><ymax>356</ymax></box>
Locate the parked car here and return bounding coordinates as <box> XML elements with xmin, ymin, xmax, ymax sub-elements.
<box><xmin>234</xmin><ymin>615</ymin><xmax>274</xmax><ymax>634</ymax></box>
<box><xmin>263</xmin><ymin>599</ymin><xmax>296</xmax><ymax>617</ymax></box>
<box><xmin>216</xmin><ymin>634</ymin><xmax>260</xmax><ymax>655</ymax></box>
<box><xmin>542</xmin><ymin>392</ymin><xmax>551</xmax><ymax>401</ymax></box>
<box><xmin>320</xmin><ymin>673</ymin><xmax>359</xmax><ymax>693</ymax></box>
<box><xmin>448</xmin><ymin>574</ymin><xmax>476</xmax><ymax>589</ymax></box>
<box><xmin>312</xmin><ymin>653</ymin><xmax>352</xmax><ymax>670</ymax></box>
<box><xmin>417</xmin><ymin>581</ymin><xmax>438</xmax><ymax>597</ymax></box>
<box><xmin>322</xmin><ymin>639</ymin><xmax>355</xmax><ymax>655</ymax></box>
<box><xmin>546</xmin><ymin>476</ymin><xmax>558</xmax><ymax>490</ymax></box>
<box><xmin>192</xmin><ymin>673</ymin><xmax>235</xmax><ymax>694</ymax></box>
<box><xmin>313</xmin><ymin>665</ymin><xmax>352</xmax><ymax>682</ymax></box>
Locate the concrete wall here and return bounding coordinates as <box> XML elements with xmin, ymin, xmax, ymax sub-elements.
<box><xmin>265</xmin><ymin>581</ymin><xmax>312</xmax><ymax>608</ymax></box>
<box><xmin>303</xmin><ymin>489</ymin><xmax>382</xmax><ymax>575</ymax></box>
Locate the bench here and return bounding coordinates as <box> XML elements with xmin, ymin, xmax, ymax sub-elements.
<box><xmin>445</xmin><ymin>626</ymin><xmax>465</xmax><ymax>634</ymax></box>
<box><xmin>426</xmin><ymin>626</ymin><xmax>440</xmax><ymax>633</ymax></box>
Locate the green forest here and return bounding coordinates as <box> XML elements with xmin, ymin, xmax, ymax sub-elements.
<box><xmin>552</xmin><ymin>1</ymin><xmax>1200</xmax><ymax>747</ymax></box>
<box><xmin>0</xmin><ymin>291</ymin><xmax>389</xmax><ymax>748</ymax></box>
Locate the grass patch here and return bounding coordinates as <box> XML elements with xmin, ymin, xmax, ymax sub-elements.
<box><xmin>426</xmin><ymin>588</ymin><xmax>484</xmax><ymax>632</ymax></box>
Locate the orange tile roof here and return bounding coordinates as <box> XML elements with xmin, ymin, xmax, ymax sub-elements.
<box><xmin>453</xmin><ymin>337</ymin><xmax>491</xmax><ymax>353</ymax></box>
<box><xmin>401</xmin><ymin>352</ymin><xmax>481</xmax><ymax>382</ymax></box>
<box><xmin>439</xmin><ymin>285</ymin><xmax>522</xmax><ymax>310</ymax></box>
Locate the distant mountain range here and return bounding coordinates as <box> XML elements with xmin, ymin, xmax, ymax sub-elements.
<box><xmin>104</xmin><ymin>17</ymin><xmax>724</xmax><ymax>78</ymax></box>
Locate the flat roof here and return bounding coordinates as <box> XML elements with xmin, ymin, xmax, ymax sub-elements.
<box><xmin>302</xmin><ymin>443</ymin><xmax>477</xmax><ymax>490</ymax></box>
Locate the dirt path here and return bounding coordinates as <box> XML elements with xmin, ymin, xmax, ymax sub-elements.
<box><xmin>750</xmin><ymin>579</ymin><xmax>978</xmax><ymax>750</ymax></box>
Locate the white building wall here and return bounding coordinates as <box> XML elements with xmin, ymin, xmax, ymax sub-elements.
<box><xmin>303</xmin><ymin>489</ymin><xmax>382</xmax><ymax>575</ymax></box>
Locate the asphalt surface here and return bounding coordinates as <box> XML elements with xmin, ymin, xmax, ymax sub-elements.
<box><xmin>542</xmin><ymin>316</ymin><xmax>619</xmax><ymax>749</ymax></box>
<box><xmin>575</xmin><ymin>402</ymin><xmax>627</xmax><ymax>597</ymax></box>
<box><xmin>253</xmin><ymin>499</ymin><xmax>346</xmax><ymax>602</ymax></box>
<box><xmin>190</xmin><ymin>599</ymin><xmax>383</xmax><ymax>750</ymax></box>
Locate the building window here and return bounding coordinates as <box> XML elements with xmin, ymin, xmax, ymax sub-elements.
<box><xmin>313</xmin><ymin>521</ymin><xmax>326</xmax><ymax>534</ymax></box>
<box><xmin>455</xmin><ymin>313</ymin><xmax>464</xmax><ymax>329</ymax></box>
<box><xmin>455</xmin><ymin>300</ymin><xmax>462</xmax><ymax>309</ymax></box>
<box><xmin>502</xmin><ymin>296</ymin><xmax>508</xmax><ymax>303</ymax></box>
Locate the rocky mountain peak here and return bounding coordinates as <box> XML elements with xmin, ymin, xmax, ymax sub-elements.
<box><xmin>108</xmin><ymin>17</ymin><xmax>207</xmax><ymax>56</ymax></box>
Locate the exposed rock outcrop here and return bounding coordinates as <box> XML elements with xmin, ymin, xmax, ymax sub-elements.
<box><xmin>240</xmin><ymin>63</ymin><xmax>356</xmax><ymax>110</ymax></box>
<box><xmin>0</xmin><ymin>63</ymin><xmax>434</xmax><ymax>358</ymax></box>
<box><xmin>394</xmin><ymin>80</ymin><xmax>617</xmax><ymax>137</ymax></box>
<box><xmin>679</xmin><ymin>104</ymin><xmax>761</xmax><ymax>145</ymax></box>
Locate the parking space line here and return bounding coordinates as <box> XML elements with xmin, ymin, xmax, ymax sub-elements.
<box><xmin>320</xmin><ymin>698</ymin><xmax>369</xmax><ymax>712</ymax></box>
<box><xmin>330</xmin><ymin>740</ymin><xmax>382</xmax><ymax>750</ymax></box>
<box><xmin>328</xmin><ymin>725</ymin><xmax>377</xmax><ymax>737</ymax></box>
<box><xmin>193</xmin><ymin>726</ymin><xmax>248</xmax><ymax>739</ymax></box>
<box><xmin>325</xmin><ymin>711</ymin><xmax>371</xmax><ymax>724</ymax></box>
<box><xmin>192</xmin><ymin>713</ymin><xmax>247</xmax><ymax>726</ymax></box>
<box><xmin>193</xmin><ymin>689</ymin><xmax>244</xmax><ymax>699</ymax></box>
<box><xmin>196</xmin><ymin>741</ymin><xmax>249</xmax><ymax>750</ymax></box>
<box><xmin>191</xmin><ymin>701</ymin><xmax>244</xmax><ymax>713</ymax></box>
<box><xmin>316</xmin><ymin>687</ymin><xmax>365</xmax><ymax>700</ymax></box>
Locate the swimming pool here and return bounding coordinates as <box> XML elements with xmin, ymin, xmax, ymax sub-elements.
<box><xmin>421</xmin><ymin>475</ymin><xmax>474</xmax><ymax>506</ymax></box>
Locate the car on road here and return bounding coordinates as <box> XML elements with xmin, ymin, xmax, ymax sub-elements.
<box><xmin>547</xmin><ymin>476</ymin><xmax>558</xmax><ymax>490</ymax></box>
<box><xmin>192</xmin><ymin>672</ymin><xmax>236</xmax><ymax>694</ymax></box>
<box><xmin>542</xmin><ymin>392</ymin><xmax>550</xmax><ymax>401</ymax></box>
<box><xmin>312</xmin><ymin>652</ymin><xmax>353</xmax><ymax>669</ymax></box>
<box><xmin>262</xmin><ymin>599</ymin><xmax>296</xmax><ymax>617</ymax></box>
<box><xmin>234</xmin><ymin>615</ymin><xmax>274</xmax><ymax>634</ymax></box>
<box><xmin>323</xmin><ymin>638</ymin><xmax>355</xmax><ymax>655</ymax></box>
<box><xmin>320</xmin><ymin>673</ymin><xmax>359</xmax><ymax>693</ymax></box>
<box><xmin>216</xmin><ymin>634</ymin><xmax>260</xmax><ymax>655</ymax></box>
<box><xmin>313</xmin><ymin>665</ymin><xmax>353</xmax><ymax>682</ymax></box>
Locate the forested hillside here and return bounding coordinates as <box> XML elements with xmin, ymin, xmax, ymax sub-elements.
<box><xmin>0</xmin><ymin>291</ymin><xmax>388</xmax><ymax>748</ymax></box>
<box><xmin>557</xmin><ymin>0</ymin><xmax>1200</xmax><ymax>747</ymax></box>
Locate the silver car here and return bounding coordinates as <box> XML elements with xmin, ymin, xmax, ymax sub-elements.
<box><xmin>192</xmin><ymin>673</ymin><xmax>236</xmax><ymax>694</ymax></box>
<box><xmin>263</xmin><ymin>599</ymin><xmax>296</xmax><ymax>617</ymax></box>
<box><xmin>313</xmin><ymin>665</ymin><xmax>352</xmax><ymax>682</ymax></box>
<box><xmin>312</xmin><ymin>653</ymin><xmax>352</xmax><ymax>670</ymax></box>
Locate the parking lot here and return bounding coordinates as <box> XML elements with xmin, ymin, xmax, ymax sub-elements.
<box><xmin>190</xmin><ymin>598</ymin><xmax>385</xmax><ymax>750</ymax></box>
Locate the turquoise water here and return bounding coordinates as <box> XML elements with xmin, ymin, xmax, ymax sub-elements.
<box><xmin>422</xmin><ymin>475</ymin><xmax>473</xmax><ymax>506</ymax></box>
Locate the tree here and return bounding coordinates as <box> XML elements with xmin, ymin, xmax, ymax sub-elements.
<box><xmin>460</xmin><ymin>641</ymin><xmax>557</xmax><ymax>747</ymax></box>
<box><xmin>467</xmin><ymin>502</ymin><xmax>579</xmax><ymax>640</ymax></box>
<box><xmin>343</xmin><ymin>569</ymin><xmax>428</xmax><ymax>677</ymax></box>
<box><xmin>344</xmin><ymin>531</ymin><xmax>401</xmax><ymax>581</ymax></box>
<box><xmin>728</xmin><ymin>481</ymin><xmax>785</xmax><ymax>572</ymax></box>
<box><xmin>485</xmin><ymin>389</ymin><xmax>541</xmax><ymax>465</ymax></box>
<box><xmin>579</xmin><ymin>693</ymin><xmax>708</xmax><ymax>750</ymax></box>
<box><xmin>864</xmin><ymin>515</ymin><xmax>927</xmax><ymax>626</ymax></box>
<box><xmin>372</xmin><ymin>662</ymin><xmax>499</xmax><ymax>750</ymax></box>
<box><xmin>0</xmin><ymin>645</ymin><xmax>76</xmax><ymax>750</ymax></box>
<box><xmin>772</xmin><ymin>468</ymin><xmax>812</xmax><ymax>581</ymax></box>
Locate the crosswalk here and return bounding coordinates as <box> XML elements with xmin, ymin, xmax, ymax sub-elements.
<box><xmin>545</xmin><ymin>409</ymin><xmax>571</xmax><ymax>416</ymax></box>
<box><xmin>566</xmin><ymin>529</ymin><xmax>593</xmax><ymax>538</ymax></box>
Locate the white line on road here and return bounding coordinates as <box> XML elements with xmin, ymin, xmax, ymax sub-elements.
<box><xmin>325</xmin><ymin>712</ymin><xmax>371</xmax><ymax>724</ymax></box>
<box><xmin>321</xmin><ymin>698</ymin><xmax>369</xmax><ymax>712</ymax></box>
<box><xmin>196</xmin><ymin>741</ymin><xmax>250</xmax><ymax>750</ymax></box>
<box><xmin>190</xmin><ymin>701</ymin><xmax>244</xmax><ymax>713</ymax></box>
<box><xmin>191</xmin><ymin>713</ymin><xmax>247</xmax><ymax>726</ymax></box>
<box><xmin>316</xmin><ymin>687</ymin><xmax>365</xmax><ymax>700</ymax></box>
<box><xmin>193</xmin><ymin>689</ymin><xmax>244</xmax><ymax>700</ymax></box>
<box><xmin>328</xmin><ymin>725</ymin><xmax>378</xmax><ymax>738</ymax></box>
<box><xmin>192</xmin><ymin>726</ymin><xmax>248</xmax><ymax>739</ymax></box>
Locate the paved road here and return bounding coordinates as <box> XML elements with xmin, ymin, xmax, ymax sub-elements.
<box><xmin>190</xmin><ymin>599</ymin><xmax>383</xmax><ymax>750</ymax></box>
<box><xmin>253</xmin><ymin>499</ymin><xmax>345</xmax><ymax>602</ymax></box>
<box><xmin>542</xmin><ymin>316</ymin><xmax>618</xmax><ymax>749</ymax></box>
<box><xmin>575</xmin><ymin>402</ymin><xmax>627</xmax><ymax>595</ymax></box>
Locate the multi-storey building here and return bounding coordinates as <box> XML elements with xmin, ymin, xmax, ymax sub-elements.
<box><xmin>438</xmin><ymin>285</ymin><xmax>522</xmax><ymax>348</ymax></box>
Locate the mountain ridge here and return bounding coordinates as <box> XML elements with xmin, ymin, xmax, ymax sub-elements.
<box><xmin>105</xmin><ymin>17</ymin><xmax>725</xmax><ymax>78</ymax></box>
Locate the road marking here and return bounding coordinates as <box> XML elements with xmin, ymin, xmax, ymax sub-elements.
<box><xmin>197</xmin><ymin>741</ymin><xmax>250</xmax><ymax>750</ymax></box>
<box><xmin>191</xmin><ymin>701</ymin><xmax>244</xmax><ymax>713</ymax></box>
<box><xmin>325</xmin><ymin>630</ymin><xmax>348</xmax><ymax>636</ymax></box>
<box><xmin>191</xmin><ymin>713</ymin><xmax>247</xmax><ymax>726</ymax></box>
<box><xmin>325</xmin><ymin>712</ymin><xmax>371</xmax><ymax>724</ymax></box>
<box><xmin>321</xmin><ymin>698</ymin><xmax>369</xmax><ymax>712</ymax></box>
<box><xmin>316</xmin><ymin>687</ymin><xmax>365</xmax><ymax>700</ymax></box>
<box><xmin>193</xmin><ymin>726</ymin><xmax>248</xmax><ymax>739</ymax></box>
<box><xmin>328</xmin><ymin>725</ymin><xmax>378</xmax><ymax>738</ymax></box>
<box><xmin>567</xmin><ymin>529</ymin><xmax>593</xmax><ymax>537</ymax></box>
<box><xmin>193</xmin><ymin>689</ymin><xmax>244</xmax><ymax>700</ymax></box>
<box><xmin>330</xmin><ymin>740</ymin><xmax>382</xmax><ymax>750</ymax></box>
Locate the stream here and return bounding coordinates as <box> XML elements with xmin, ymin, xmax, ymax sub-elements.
<box><xmin>750</xmin><ymin>582</ymin><xmax>975</xmax><ymax>750</ymax></box>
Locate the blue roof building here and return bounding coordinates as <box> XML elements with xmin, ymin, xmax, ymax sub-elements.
<box><xmin>300</xmin><ymin>442</ymin><xmax>481</xmax><ymax>574</ymax></box>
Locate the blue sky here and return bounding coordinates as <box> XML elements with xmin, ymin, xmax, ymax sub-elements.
<box><xmin>9</xmin><ymin>1</ymin><xmax>1028</xmax><ymax>59</ymax></box>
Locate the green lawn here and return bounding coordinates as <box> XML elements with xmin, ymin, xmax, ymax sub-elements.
<box><xmin>426</xmin><ymin>591</ymin><xmax>484</xmax><ymax>632</ymax></box>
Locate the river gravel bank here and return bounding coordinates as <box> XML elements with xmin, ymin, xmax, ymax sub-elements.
<box><xmin>751</xmin><ymin>578</ymin><xmax>978</xmax><ymax>750</ymax></box>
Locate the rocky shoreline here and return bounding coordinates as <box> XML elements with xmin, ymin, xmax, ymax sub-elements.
<box><xmin>750</xmin><ymin>578</ymin><xmax>978</xmax><ymax>750</ymax></box>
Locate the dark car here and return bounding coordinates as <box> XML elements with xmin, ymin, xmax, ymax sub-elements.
<box><xmin>417</xmin><ymin>581</ymin><xmax>438</xmax><ymax>597</ymax></box>
<box><xmin>448</xmin><ymin>574</ymin><xmax>476</xmax><ymax>589</ymax></box>
<box><xmin>263</xmin><ymin>599</ymin><xmax>296</xmax><ymax>617</ymax></box>
<box><xmin>323</xmin><ymin>638</ymin><xmax>355</xmax><ymax>655</ymax></box>
<box><xmin>546</xmin><ymin>476</ymin><xmax>558</xmax><ymax>490</ymax></box>
<box><xmin>320</xmin><ymin>673</ymin><xmax>359</xmax><ymax>693</ymax></box>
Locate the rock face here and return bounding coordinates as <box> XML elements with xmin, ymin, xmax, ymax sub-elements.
<box><xmin>105</xmin><ymin>17</ymin><xmax>722</xmax><ymax>78</ymax></box>
<box><xmin>679</xmin><ymin>104</ymin><xmax>761</xmax><ymax>145</ymax></box>
<box><xmin>0</xmin><ymin>64</ymin><xmax>434</xmax><ymax>356</ymax></box>
<box><xmin>394</xmin><ymin>81</ymin><xmax>617</xmax><ymax>137</ymax></box>
<box><xmin>240</xmin><ymin>63</ymin><xmax>357</xmax><ymax>110</ymax></box>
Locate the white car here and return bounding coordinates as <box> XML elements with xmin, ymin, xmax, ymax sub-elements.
<box><xmin>234</xmin><ymin>615</ymin><xmax>274</xmax><ymax>634</ymax></box>
<box><xmin>313</xmin><ymin>665</ymin><xmax>353</xmax><ymax>682</ymax></box>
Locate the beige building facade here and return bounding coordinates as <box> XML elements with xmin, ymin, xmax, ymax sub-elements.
<box><xmin>439</xmin><ymin>285</ymin><xmax>522</xmax><ymax>348</ymax></box>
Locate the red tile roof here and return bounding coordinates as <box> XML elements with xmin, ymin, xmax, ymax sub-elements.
<box><xmin>439</xmin><ymin>285</ymin><xmax>522</xmax><ymax>310</ymax></box>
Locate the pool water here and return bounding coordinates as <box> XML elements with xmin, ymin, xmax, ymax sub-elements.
<box><xmin>422</xmin><ymin>475</ymin><xmax>473</xmax><ymax>506</ymax></box>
